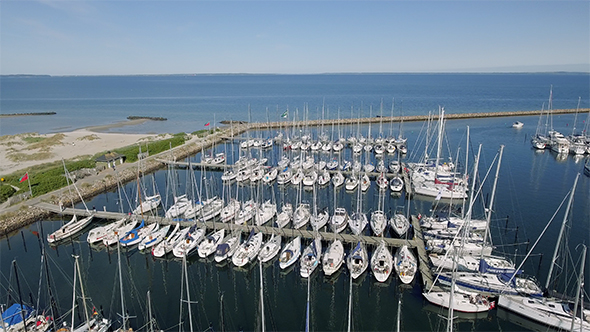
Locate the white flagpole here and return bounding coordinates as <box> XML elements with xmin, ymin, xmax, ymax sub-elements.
<box><xmin>26</xmin><ymin>172</ymin><xmax>32</xmax><ymax>198</ymax></box>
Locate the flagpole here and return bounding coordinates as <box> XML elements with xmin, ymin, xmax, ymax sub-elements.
<box><xmin>27</xmin><ymin>172</ymin><xmax>32</xmax><ymax>198</ymax></box>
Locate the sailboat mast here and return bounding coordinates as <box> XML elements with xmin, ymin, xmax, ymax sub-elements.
<box><xmin>259</xmin><ymin>261</ymin><xmax>265</xmax><ymax>332</ymax></box>
<box><xmin>435</xmin><ymin>107</ymin><xmax>444</xmax><ymax>171</ymax></box>
<box><xmin>147</xmin><ymin>290</ymin><xmax>154</xmax><ymax>332</ymax></box>
<box><xmin>117</xmin><ymin>238</ymin><xmax>127</xmax><ymax>330</ymax></box>
<box><xmin>461</xmin><ymin>126</ymin><xmax>470</xmax><ymax>219</ymax></box>
<box><xmin>183</xmin><ymin>256</ymin><xmax>194</xmax><ymax>332</ymax></box>
<box><xmin>569</xmin><ymin>244</ymin><xmax>586</xmax><ymax>332</ymax></box>
<box><xmin>75</xmin><ymin>256</ymin><xmax>91</xmax><ymax>328</ymax></box>
<box><xmin>70</xmin><ymin>258</ymin><xmax>77</xmax><ymax>332</ymax></box>
<box><xmin>347</xmin><ymin>273</ymin><xmax>353</xmax><ymax>332</ymax></box>
<box><xmin>482</xmin><ymin>145</ymin><xmax>504</xmax><ymax>249</ymax></box>
<box><xmin>545</xmin><ymin>173</ymin><xmax>579</xmax><ymax>291</ymax></box>
<box><xmin>305</xmin><ymin>268</ymin><xmax>311</xmax><ymax>332</ymax></box>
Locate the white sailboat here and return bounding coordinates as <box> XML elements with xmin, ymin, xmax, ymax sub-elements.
<box><xmin>498</xmin><ymin>174</ymin><xmax>589</xmax><ymax>331</ymax></box>
<box><xmin>48</xmin><ymin>163</ymin><xmax>94</xmax><ymax>244</ymax></box>
<box><xmin>279</xmin><ymin>236</ymin><xmax>302</xmax><ymax>270</ymax></box>
<box><xmin>322</xmin><ymin>239</ymin><xmax>344</xmax><ymax>276</ymax></box>
<box><xmin>138</xmin><ymin>224</ymin><xmax>171</xmax><ymax>251</ymax></box>
<box><xmin>300</xmin><ymin>237</ymin><xmax>322</xmax><ymax>278</ymax></box>
<box><xmin>151</xmin><ymin>223</ymin><xmax>184</xmax><ymax>258</ymax></box>
<box><xmin>232</xmin><ymin>230</ymin><xmax>263</xmax><ymax>267</ymax></box>
<box><xmin>371</xmin><ymin>241</ymin><xmax>393</xmax><ymax>283</ymax></box>
<box><xmin>197</xmin><ymin>229</ymin><xmax>225</xmax><ymax>258</ymax></box>
<box><xmin>258</xmin><ymin>233</ymin><xmax>282</xmax><ymax>263</ymax></box>
<box><xmin>394</xmin><ymin>245</ymin><xmax>417</xmax><ymax>284</ymax></box>
<box><xmin>347</xmin><ymin>241</ymin><xmax>368</xmax><ymax>280</ymax></box>
<box><xmin>214</xmin><ymin>230</ymin><xmax>242</xmax><ymax>263</ymax></box>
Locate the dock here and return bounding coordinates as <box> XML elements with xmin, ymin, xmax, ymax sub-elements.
<box><xmin>34</xmin><ymin>202</ymin><xmax>416</xmax><ymax>248</ymax></box>
<box><xmin>158</xmin><ymin>159</ymin><xmax>408</xmax><ymax>179</ymax></box>
<box><xmin>34</xmin><ymin>201</ymin><xmax>443</xmax><ymax>289</ymax></box>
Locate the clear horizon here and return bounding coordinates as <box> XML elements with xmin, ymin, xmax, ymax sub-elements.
<box><xmin>1</xmin><ymin>1</ymin><xmax>589</xmax><ymax>76</ymax></box>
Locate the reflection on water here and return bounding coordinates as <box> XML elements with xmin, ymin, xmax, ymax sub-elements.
<box><xmin>2</xmin><ymin>117</ymin><xmax>589</xmax><ymax>331</ymax></box>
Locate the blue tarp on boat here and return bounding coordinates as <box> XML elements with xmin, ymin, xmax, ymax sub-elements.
<box><xmin>2</xmin><ymin>303</ymin><xmax>34</xmax><ymax>327</ymax></box>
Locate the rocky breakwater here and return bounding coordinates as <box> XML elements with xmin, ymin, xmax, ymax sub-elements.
<box><xmin>0</xmin><ymin>122</ymin><xmax>253</xmax><ymax>237</ymax></box>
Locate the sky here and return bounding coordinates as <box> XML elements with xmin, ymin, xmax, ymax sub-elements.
<box><xmin>1</xmin><ymin>1</ymin><xmax>589</xmax><ymax>75</ymax></box>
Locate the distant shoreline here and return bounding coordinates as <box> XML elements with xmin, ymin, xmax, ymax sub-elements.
<box><xmin>0</xmin><ymin>112</ymin><xmax>56</xmax><ymax>118</ymax></box>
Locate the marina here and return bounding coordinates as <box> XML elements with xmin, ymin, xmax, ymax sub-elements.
<box><xmin>1</xmin><ymin>73</ymin><xmax>589</xmax><ymax>332</ymax></box>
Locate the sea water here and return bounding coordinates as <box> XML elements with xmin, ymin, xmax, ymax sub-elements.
<box><xmin>1</xmin><ymin>73</ymin><xmax>588</xmax><ymax>135</ymax></box>
<box><xmin>1</xmin><ymin>73</ymin><xmax>589</xmax><ymax>331</ymax></box>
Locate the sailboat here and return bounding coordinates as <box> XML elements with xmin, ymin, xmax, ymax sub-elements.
<box><xmin>349</xmin><ymin>178</ymin><xmax>368</xmax><ymax>235</ymax></box>
<box><xmin>371</xmin><ymin>241</ymin><xmax>393</xmax><ymax>283</ymax></box>
<box><xmin>279</xmin><ymin>236</ymin><xmax>302</xmax><ymax>270</ymax></box>
<box><xmin>258</xmin><ymin>233</ymin><xmax>282</xmax><ymax>263</ymax></box>
<box><xmin>138</xmin><ymin>224</ymin><xmax>171</xmax><ymax>251</ymax></box>
<box><xmin>151</xmin><ymin>223</ymin><xmax>187</xmax><ymax>258</ymax></box>
<box><xmin>347</xmin><ymin>241</ymin><xmax>369</xmax><ymax>280</ymax></box>
<box><xmin>498</xmin><ymin>174</ymin><xmax>590</xmax><ymax>331</ymax></box>
<box><xmin>322</xmin><ymin>239</ymin><xmax>344</xmax><ymax>276</ymax></box>
<box><xmin>48</xmin><ymin>163</ymin><xmax>94</xmax><ymax>244</ymax></box>
<box><xmin>394</xmin><ymin>245</ymin><xmax>417</xmax><ymax>284</ymax></box>
<box><xmin>370</xmin><ymin>187</ymin><xmax>387</xmax><ymax>237</ymax></box>
<box><xmin>214</xmin><ymin>230</ymin><xmax>242</xmax><ymax>263</ymax></box>
<box><xmin>172</xmin><ymin>225</ymin><xmax>206</xmax><ymax>258</ymax></box>
<box><xmin>232</xmin><ymin>229</ymin><xmax>263</xmax><ymax>267</ymax></box>
<box><xmin>70</xmin><ymin>256</ymin><xmax>112</xmax><ymax>332</ymax></box>
<box><xmin>300</xmin><ymin>237</ymin><xmax>322</xmax><ymax>278</ymax></box>
<box><xmin>197</xmin><ymin>229</ymin><xmax>225</xmax><ymax>258</ymax></box>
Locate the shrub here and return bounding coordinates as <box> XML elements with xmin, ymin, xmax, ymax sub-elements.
<box><xmin>114</xmin><ymin>133</ymin><xmax>186</xmax><ymax>163</ymax></box>
<box><xmin>0</xmin><ymin>185</ymin><xmax>16</xmax><ymax>203</ymax></box>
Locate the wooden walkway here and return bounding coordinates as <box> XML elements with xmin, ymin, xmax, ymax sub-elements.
<box><xmin>158</xmin><ymin>159</ymin><xmax>406</xmax><ymax>179</ymax></box>
<box><xmin>411</xmin><ymin>215</ymin><xmax>441</xmax><ymax>292</ymax></box>
<box><xmin>34</xmin><ymin>202</ymin><xmax>416</xmax><ymax>248</ymax></box>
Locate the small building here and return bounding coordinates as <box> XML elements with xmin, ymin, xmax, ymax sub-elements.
<box><xmin>95</xmin><ymin>151</ymin><xmax>125</xmax><ymax>170</ymax></box>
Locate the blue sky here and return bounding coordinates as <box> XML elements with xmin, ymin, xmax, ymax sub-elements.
<box><xmin>1</xmin><ymin>1</ymin><xmax>589</xmax><ymax>75</ymax></box>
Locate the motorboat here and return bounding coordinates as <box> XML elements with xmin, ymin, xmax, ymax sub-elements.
<box><xmin>512</xmin><ymin>121</ymin><xmax>524</xmax><ymax>129</ymax></box>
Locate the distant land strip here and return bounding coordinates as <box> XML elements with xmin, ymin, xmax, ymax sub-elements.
<box><xmin>0</xmin><ymin>112</ymin><xmax>56</xmax><ymax>117</ymax></box>
<box><xmin>247</xmin><ymin>108</ymin><xmax>590</xmax><ymax>129</ymax></box>
<box><xmin>127</xmin><ymin>116</ymin><xmax>167</xmax><ymax>121</ymax></box>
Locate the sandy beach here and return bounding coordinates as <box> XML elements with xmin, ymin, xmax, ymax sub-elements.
<box><xmin>0</xmin><ymin>119</ymin><xmax>162</xmax><ymax>175</ymax></box>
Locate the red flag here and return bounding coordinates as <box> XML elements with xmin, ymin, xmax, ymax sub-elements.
<box><xmin>19</xmin><ymin>173</ymin><xmax>28</xmax><ymax>183</ymax></box>
<box><xmin>204</xmin><ymin>122</ymin><xmax>210</xmax><ymax>127</ymax></box>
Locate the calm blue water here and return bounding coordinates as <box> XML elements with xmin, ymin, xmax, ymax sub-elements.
<box><xmin>1</xmin><ymin>73</ymin><xmax>589</xmax><ymax>135</ymax></box>
<box><xmin>1</xmin><ymin>74</ymin><xmax>589</xmax><ymax>331</ymax></box>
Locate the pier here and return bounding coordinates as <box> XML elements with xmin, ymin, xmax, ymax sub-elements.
<box><xmin>33</xmin><ymin>200</ymin><xmax>442</xmax><ymax>290</ymax></box>
<box><xmin>34</xmin><ymin>202</ymin><xmax>417</xmax><ymax>248</ymax></box>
